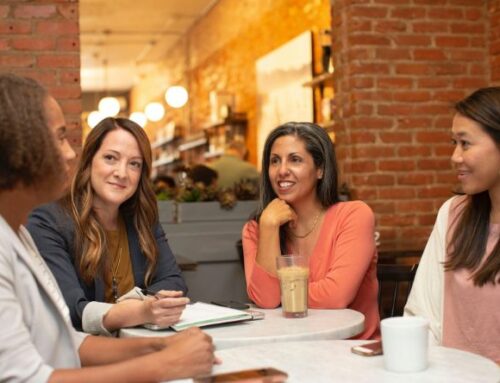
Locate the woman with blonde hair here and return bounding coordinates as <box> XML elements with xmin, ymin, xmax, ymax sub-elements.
<box><xmin>28</xmin><ymin>117</ymin><xmax>188</xmax><ymax>335</ymax></box>
<box><xmin>0</xmin><ymin>73</ymin><xmax>215</xmax><ymax>382</ymax></box>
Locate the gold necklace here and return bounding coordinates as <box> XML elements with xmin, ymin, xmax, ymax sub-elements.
<box><xmin>290</xmin><ymin>211</ymin><xmax>323</xmax><ymax>239</ymax></box>
<box><xmin>111</xmin><ymin>244</ymin><xmax>122</xmax><ymax>302</ymax></box>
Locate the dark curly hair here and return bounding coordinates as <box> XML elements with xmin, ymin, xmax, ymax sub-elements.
<box><xmin>0</xmin><ymin>73</ymin><xmax>63</xmax><ymax>190</ymax></box>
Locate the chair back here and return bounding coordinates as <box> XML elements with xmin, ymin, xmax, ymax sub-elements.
<box><xmin>377</xmin><ymin>263</ymin><xmax>418</xmax><ymax>318</ymax></box>
<box><xmin>236</xmin><ymin>239</ymin><xmax>244</xmax><ymax>270</ymax></box>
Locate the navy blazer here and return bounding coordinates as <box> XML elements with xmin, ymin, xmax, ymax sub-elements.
<box><xmin>27</xmin><ymin>202</ymin><xmax>187</xmax><ymax>331</ymax></box>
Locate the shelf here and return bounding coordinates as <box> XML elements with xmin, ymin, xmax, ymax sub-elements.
<box><xmin>204</xmin><ymin>149</ymin><xmax>224</xmax><ymax>159</ymax></box>
<box><xmin>302</xmin><ymin>72</ymin><xmax>334</xmax><ymax>88</ymax></box>
<box><xmin>178</xmin><ymin>137</ymin><xmax>207</xmax><ymax>152</ymax></box>
<box><xmin>151</xmin><ymin>135</ymin><xmax>181</xmax><ymax>149</ymax></box>
<box><xmin>153</xmin><ymin>156</ymin><xmax>180</xmax><ymax>167</ymax></box>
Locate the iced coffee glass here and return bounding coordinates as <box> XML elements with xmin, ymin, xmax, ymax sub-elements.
<box><xmin>276</xmin><ymin>255</ymin><xmax>309</xmax><ymax>318</ymax></box>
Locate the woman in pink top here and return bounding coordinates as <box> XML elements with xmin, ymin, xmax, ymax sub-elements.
<box><xmin>405</xmin><ymin>87</ymin><xmax>500</xmax><ymax>363</ymax></box>
<box><xmin>242</xmin><ymin>122</ymin><xmax>380</xmax><ymax>339</ymax></box>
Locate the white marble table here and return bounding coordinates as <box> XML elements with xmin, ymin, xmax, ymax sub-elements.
<box><xmin>120</xmin><ymin>308</ymin><xmax>364</xmax><ymax>350</ymax></box>
<box><xmin>171</xmin><ymin>340</ymin><xmax>500</xmax><ymax>383</ymax></box>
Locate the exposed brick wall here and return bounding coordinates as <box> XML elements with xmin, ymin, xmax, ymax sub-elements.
<box><xmin>0</xmin><ymin>1</ymin><xmax>82</xmax><ymax>149</ymax></box>
<box><xmin>490</xmin><ymin>0</ymin><xmax>500</xmax><ymax>82</ymax></box>
<box><xmin>331</xmin><ymin>0</ymin><xmax>490</xmax><ymax>250</ymax></box>
<box><xmin>131</xmin><ymin>0</ymin><xmax>331</xmax><ymax>165</ymax></box>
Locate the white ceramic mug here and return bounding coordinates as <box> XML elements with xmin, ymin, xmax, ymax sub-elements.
<box><xmin>381</xmin><ymin>316</ymin><xmax>429</xmax><ymax>373</ymax></box>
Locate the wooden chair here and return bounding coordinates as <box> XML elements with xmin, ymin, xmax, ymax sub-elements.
<box><xmin>377</xmin><ymin>263</ymin><xmax>419</xmax><ymax>319</ymax></box>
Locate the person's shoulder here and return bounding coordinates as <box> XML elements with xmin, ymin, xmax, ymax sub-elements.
<box><xmin>328</xmin><ymin>200</ymin><xmax>374</xmax><ymax>217</ymax></box>
<box><xmin>27</xmin><ymin>201</ymin><xmax>74</xmax><ymax>234</ymax></box>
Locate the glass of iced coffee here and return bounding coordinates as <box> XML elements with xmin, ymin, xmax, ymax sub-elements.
<box><xmin>276</xmin><ymin>255</ymin><xmax>309</xmax><ymax>318</ymax></box>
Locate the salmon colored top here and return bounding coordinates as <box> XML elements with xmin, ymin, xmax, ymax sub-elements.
<box><xmin>443</xmin><ymin>197</ymin><xmax>500</xmax><ymax>363</ymax></box>
<box><xmin>242</xmin><ymin>201</ymin><xmax>380</xmax><ymax>339</ymax></box>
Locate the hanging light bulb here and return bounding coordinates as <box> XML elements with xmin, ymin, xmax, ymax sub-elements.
<box><xmin>129</xmin><ymin>111</ymin><xmax>147</xmax><ymax>128</ymax></box>
<box><xmin>98</xmin><ymin>96</ymin><xmax>120</xmax><ymax>117</ymax></box>
<box><xmin>87</xmin><ymin>110</ymin><xmax>105</xmax><ymax>128</ymax></box>
<box><xmin>145</xmin><ymin>102</ymin><xmax>165</xmax><ymax>122</ymax></box>
<box><xmin>165</xmin><ymin>85</ymin><xmax>188</xmax><ymax>108</ymax></box>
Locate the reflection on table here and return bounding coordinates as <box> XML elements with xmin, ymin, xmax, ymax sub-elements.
<box><xmin>120</xmin><ymin>308</ymin><xmax>364</xmax><ymax>350</ymax></box>
<box><xmin>172</xmin><ymin>340</ymin><xmax>500</xmax><ymax>383</ymax></box>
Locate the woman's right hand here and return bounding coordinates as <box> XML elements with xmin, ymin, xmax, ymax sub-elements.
<box><xmin>158</xmin><ymin>327</ymin><xmax>216</xmax><ymax>380</ymax></box>
<box><xmin>143</xmin><ymin>290</ymin><xmax>189</xmax><ymax>328</ymax></box>
<box><xmin>260</xmin><ymin>198</ymin><xmax>297</xmax><ymax>230</ymax></box>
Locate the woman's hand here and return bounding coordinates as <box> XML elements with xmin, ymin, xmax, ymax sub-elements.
<box><xmin>260</xmin><ymin>198</ymin><xmax>297</xmax><ymax>230</ymax></box>
<box><xmin>157</xmin><ymin>327</ymin><xmax>217</xmax><ymax>380</ymax></box>
<box><xmin>143</xmin><ymin>290</ymin><xmax>189</xmax><ymax>327</ymax></box>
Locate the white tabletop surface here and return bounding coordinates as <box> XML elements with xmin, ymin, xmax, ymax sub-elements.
<box><xmin>172</xmin><ymin>340</ymin><xmax>500</xmax><ymax>383</ymax></box>
<box><xmin>120</xmin><ymin>308</ymin><xmax>364</xmax><ymax>350</ymax></box>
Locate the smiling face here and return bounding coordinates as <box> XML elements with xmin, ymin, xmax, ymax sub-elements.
<box><xmin>451</xmin><ymin>113</ymin><xmax>500</xmax><ymax>197</ymax></box>
<box><xmin>268</xmin><ymin>134</ymin><xmax>323</xmax><ymax>207</ymax></box>
<box><xmin>90</xmin><ymin>128</ymin><xmax>143</xmax><ymax>212</ymax></box>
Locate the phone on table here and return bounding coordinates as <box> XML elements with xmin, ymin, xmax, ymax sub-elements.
<box><xmin>351</xmin><ymin>340</ymin><xmax>383</xmax><ymax>356</ymax></box>
<box><xmin>211</xmin><ymin>300</ymin><xmax>250</xmax><ymax>310</ymax></box>
<box><xmin>194</xmin><ymin>367</ymin><xmax>288</xmax><ymax>383</ymax></box>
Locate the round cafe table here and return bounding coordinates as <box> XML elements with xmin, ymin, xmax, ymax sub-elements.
<box><xmin>171</xmin><ymin>340</ymin><xmax>500</xmax><ymax>383</ymax></box>
<box><xmin>120</xmin><ymin>308</ymin><xmax>364</xmax><ymax>350</ymax></box>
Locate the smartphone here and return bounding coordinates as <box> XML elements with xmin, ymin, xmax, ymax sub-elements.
<box><xmin>351</xmin><ymin>340</ymin><xmax>383</xmax><ymax>356</ymax></box>
<box><xmin>211</xmin><ymin>300</ymin><xmax>250</xmax><ymax>310</ymax></box>
<box><xmin>194</xmin><ymin>367</ymin><xmax>288</xmax><ymax>383</ymax></box>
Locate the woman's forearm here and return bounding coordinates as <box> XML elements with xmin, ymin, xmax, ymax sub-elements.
<box><xmin>102</xmin><ymin>299</ymin><xmax>148</xmax><ymax>332</ymax></box>
<box><xmin>256</xmin><ymin>222</ymin><xmax>281</xmax><ymax>275</ymax></box>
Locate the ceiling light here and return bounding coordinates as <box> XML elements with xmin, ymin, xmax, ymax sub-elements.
<box><xmin>87</xmin><ymin>110</ymin><xmax>105</xmax><ymax>128</ymax></box>
<box><xmin>145</xmin><ymin>102</ymin><xmax>165</xmax><ymax>122</ymax></box>
<box><xmin>129</xmin><ymin>111</ymin><xmax>147</xmax><ymax>128</ymax></box>
<box><xmin>165</xmin><ymin>86</ymin><xmax>188</xmax><ymax>108</ymax></box>
<box><xmin>98</xmin><ymin>96</ymin><xmax>120</xmax><ymax>117</ymax></box>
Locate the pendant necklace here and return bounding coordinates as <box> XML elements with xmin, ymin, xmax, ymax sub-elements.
<box><xmin>111</xmin><ymin>244</ymin><xmax>122</xmax><ymax>302</ymax></box>
<box><xmin>290</xmin><ymin>211</ymin><xmax>323</xmax><ymax>239</ymax></box>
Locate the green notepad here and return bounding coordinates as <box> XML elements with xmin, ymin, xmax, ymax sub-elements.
<box><xmin>170</xmin><ymin>302</ymin><xmax>253</xmax><ymax>331</ymax></box>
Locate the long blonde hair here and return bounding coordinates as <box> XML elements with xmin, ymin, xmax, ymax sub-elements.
<box><xmin>69</xmin><ymin>117</ymin><xmax>158</xmax><ymax>285</ymax></box>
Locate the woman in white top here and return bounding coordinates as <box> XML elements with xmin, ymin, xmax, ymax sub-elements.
<box><xmin>405</xmin><ymin>87</ymin><xmax>500</xmax><ymax>363</ymax></box>
<box><xmin>0</xmin><ymin>73</ymin><xmax>215</xmax><ymax>382</ymax></box>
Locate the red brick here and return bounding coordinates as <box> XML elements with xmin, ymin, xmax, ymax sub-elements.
<box><xmin>14</xmin><ymin>5</ymin><xmax>56</xmax><ymax>18</ymax></box>
<box><xmin>0</xmin><ymin>20</ymin><xmax>31</xmax><ymax>34</ymax></box>
<box><xmin>390</xmin><ymin>8</ymin><xmax>426</xmax><ymax>19</ymax></box>
<box><xmin>428</xmin><ymin>8</ymin><xmax>464</xmax><ymax>19</ymax></box>
<box><xmin>470</xmin><ymin>37</ymin><xmax>485</xmax><ymax>48</ymax></box>
<box><xmin>351</xmin><ymin>131</ymin><xmax>377</xmax><ymax>143</ymax></box>
<box><xmin>398</xmin><ymin>173</ymin><xmax>435</xmax><ymax>186</ymax></box>
<box><xmin>465</xmin><ymin>8</ymin><xmax>483</xmax><ymax>21</ymax></box>
<box><xmin>394</xmin><ymin>35</ymin><xmax>432</xmax><ymax>46</ymax></box>
<box><xmin>57</xmin><ymin>38</ymin><xmax>79</xmax><ymax>51</ymax></box>
<box><xmin>347</xmin><ymin>48</ymin><xmax>371</xmax><ymax>60</ymax></box>
<box><xmin>412</xmin><ymin>22</ymin><xmax>449</xmax><ymax>34</ymax></box>
<box><xmin>60</xmin><ymin>70</ymin><xmax>80</xmax><ymax>84</ymax></box>
<box><xmin>378</xmin><ymin>104</ymin><xmax>413</xmax><ymax>116</ymax></box>
<box><xmin>11</xmin><ymin>37</ymin><xmax>56</xmax><ymax>51</ymax></box>
<box><xmin>417</xmin><ymin>78</ymin><xmax>449</xmax><ymax>88</ymax></box>
<box><xmin>352</xmin><ymin>90</ymin><xmax>393</xmax><ymax>101</ymax></box>
<box><xmin>368</xmin><ymin>201</ymin><xmax>395</xmax><ymax>214</ymax></box>
<box><xmin>0</xmin><ymin>39</ymin><xmax>9</xmax><ymax>50</ymax></box>
<box><xmin>0</xmin><ymin>5</ymin><xmax>9</xmax><ymax>18</ymax></box>
<box><xmin>46</xmin><ymin>85</ymin><xmax>81</xmax><ymax>99</ymax></box>
<box><xmin>356</xmin><ymin>188</ymin><xmax>378</xmax><ymax>200</ymax></box>
<box><xmin>352</xmin><ymin>146</ymin><xmax>396</xmax><ymax>159</ymax></box>
<box><xmin>351</xmin><ymin>160</ymin><xmax>377</xmax><ymax>172</ymax></box>
<box><xmin>434</xmin><ymin>63</ymin><xmax>466</xmax><ymax>75</ymax></box>
<box><xmin>436</xmin><ymin>173</ymin><xmax>457</xmax><ymax>184</ymax></box>
<box><xmin>414</xmin><ymin>0</ymin><xmax>447</xmax><ymax>4</ymax></box>
<box><xmin>413</xmin><ymin>104</ymin><xmax>453</xmax><ymax>115</ymax></box>
<box><xmin>417</xmin><ymin>214</ymin><xmax>438</xmax><ymax>226</ymax></box>
<box><xmin>399</xmin><ymin>226</ymin><xmax>433</xmax><ymax>239</ymax></box>
<box><xmin>394</xmin><ymin>91</ymin><xmax>431</xmax><ymax>102</ymax></box>
<box><xmin>434</xmin><ymin>90</ymin><xmax>466</xmax><ymax>102</ymax></box>
<box><xmin>375</xmin><ymin>48</ymin><xmax>411</xmax><ymax>60</ymax></box>
<box><xmin>453</xmin><ymin>77</ymin><xmax>488</xmax><ymax>88</ymax></box>
<box><xmin>435</xmin><ymin>117</ymin><xmax>453</xmax><ymax>129</ymax></box>
<box><xmin>397</xmin><ymin>145</ymin><xmax>432</xmax><ymax>157</ymax></box>
<box><xmin>374</xmin><ymin>20</ymin><xmax>407</xmax><ymax>33</ymax></box>
<box><xmin>414</xmin><ymin>49</ymin><xmax>446</xmax><ymax>61</ymax></box>
<box><xmin>379</xmin><ymin>188</ymin><xmax>416</xmax><ymax>199</ymax></box>
<box><xmin>417</xmin><ymin>158</ymin><xmax>451</xmax><ymax>170</ymax></box>
<box><xmin>449</xmin><ymin>49</ymin><xmax>486</xmax><ymax>61</ymax></box>
<box><xmin>352</xmin><ymin>117</ymin><xmax>394</xmax><ymax>129</ymax></box>
<box><xmin>351</xmin><ymin>6</ymin><xmax>388</xmax><ymax>18</ymax></box>
<box><xmin>471</xmin><ymin>64</ymin><xmax>486</xmax><ymax>76</ymax></box>
<box><xmin>435</xmin><ymin>145</ymin><xmax>454</xmax><ymax>156</ymax></box>
<box><xmin>15</xmin><ymin>70</ymin><xmax>57</xmax><ymax>86</ymax></box>
<box><xmin>449</xmin><ymin>0</ymin><xmax>484</xmax><ymax>5</ymax></box>
<box><xmin>36</xmin><ymin>20</ymin><xmax>79</xmax><ymax>35</ymax></box>
<box><xmin>379</xmin><ymin>215</ymin><xmax>416</xmax><ymax>227</ymax></box>
<box><xmin>349</xmin><ymin>19</ymin><xmax>372</xmax><ymax>32</ymax></box>
<box><xmin>377</xmin><ymin>77</ymin><xmax>413</xmax><ymax>89</ymax></box>
<box><xmin>373</xmin><ymin>0</ymin><xmax>410</xmax><ymax>4</ymax></box>
<box><xmin>351</xmin><ymin>63</ymin><xmax>390</xmax><ymax>75</ymax></box>
<box><xmin>416</xmin><ymin>131</ymin><xmax>450</xmax><ymax>143</ymax></box>
<box><xmin>379</xmin><ymin>160</ymin><xmax>415</xmax><ymax>171</ymax></box>
<box><xmin>395</xmin><ymin>63</ymin><xmax>432</xmax><ymax>75</ymax></box>
<box><xmin>37</xmin><ymin>54</ymin><xmax>79</xmax><ymax>68</ymax></box>
<box><xmin>357</xmin><ymin>103</ymin><xmax>374</xmax><ymax>115</ymax></box>
<box><xmin>435</xmin><ymin>36</ymin><xmax>470</xmax><ymax>47</ymax></box>
<box><xmin>0</xmin><ymin>55</ymin><xmax>35</xmax><ymax>67</ymax></box>
<box><xmin>350</xmin><ymin>77</ymin><xmax>374</xmax><ymax>88</ymax></box>
<box><xmin>379</xmin><ymin>132</ymin><xmax>412</xmax><ymax>143</ymax></box>
<box><xmin>349</xmin><ymin>35</ymin><xmax>391</xmax><ymax>46</ymax></box>
<box><xmin>450</xmin><ymin>23</ymin><xmax>485</xmax><ymax>34</ymax></box>
<box><xmin>397</xmin><ymin>117</ymin><xmax>433</xmax><ymax>130</ymax></box>
<box><xmin>57</xmin><ymin>4</ymin><xmax>78</xmax><ymax>19</ymax></box>
<box><xmin>396</xmin><ymin>200</ymin><xmax>435</xmax><ymax>213</ymax></box>
<box><xmin>417</xmin><ymin>186</ymin><xmax>453</xmax><ymax>198</ymax></box>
